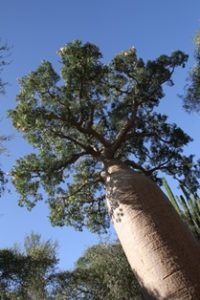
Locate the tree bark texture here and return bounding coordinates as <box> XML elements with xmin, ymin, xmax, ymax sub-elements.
<box><xmin>105</xmin><ymin>162</ymin><xmax>200</xmax><ymax>299</ymax></box>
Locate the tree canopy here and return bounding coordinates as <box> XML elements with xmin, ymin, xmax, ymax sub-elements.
<box><xmin>9</xmin><ymin>40</ymin><xmax>200</xmax><ymax>232</ymax></box>
<box><xmin>53</xmin><ymin>243</ymin><xmax>142</xmax><ymax>300</ymax></box>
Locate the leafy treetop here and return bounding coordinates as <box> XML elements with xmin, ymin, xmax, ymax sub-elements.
<box><xmin>0</xmin><ymin>233</ymin><xmax>58</xmax><ymax>299</ymax></box>
<box><xmin>9</xmin><ymin>40</ymin><xmax>200</xmax><ymax>232</ymax></box>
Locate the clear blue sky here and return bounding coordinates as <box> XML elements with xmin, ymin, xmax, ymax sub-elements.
<box><xmin>0</xmin><ymin>0</ymin><xmax>200</xmax><ymax>270</ymax></box>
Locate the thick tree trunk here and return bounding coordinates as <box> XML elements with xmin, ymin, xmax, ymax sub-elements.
<box><xmin>105</xmin><ymin>162</ymin><xmax>200</xmax><ymax>299</ymax></box>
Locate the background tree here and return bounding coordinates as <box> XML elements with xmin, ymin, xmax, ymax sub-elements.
<box><xmin>23</xmin><ymin>233</ymin><xmax>58</xmax><ymax>300</ymax></box>
<box><xmin>183</xmin><ymin>32</ymin><xmax>200</xmax><ymax>112</ymax></box>
<box><xmin>0</xmin><ymin>233</ymin><xmax>58</xmax><ymax>300</ymax></box>
<box><xmin>53</xmin><ymin>243</ymin><xmax>142</xmax><ymax>300</ymax></box>
<box><xmin>0</xmin><ymin>41</ymin><xmax>10</xmax><ymax>196</ymax></box>
<box><xmin>9</xmin><ymin>41</ymin><xmax>200</xmax><ymax>298</ymax></box>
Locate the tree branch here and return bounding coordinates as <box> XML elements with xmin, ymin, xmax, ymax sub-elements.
<box><xmin>49</xmin><ymin>128</ymin><xmax>100</xmax><ymax>158</ymax></box>
<box><xmin>60</xmin><ymin>176</ymin><xmax>102</xmax><ymax>206</ymax></box>
<box><xmin>71</xmin><ymin>118</ymin><xmax>111</xmax><ymax>148</ymax></box>
<box><xmin>146</xmin><ymin>159</ymin><xmax>173</xmax><ymax>174</ymax></box>
<box><xmin>125</xmin><ymin>159</ymin><xmax>149</xmax><ymax>174</ymax></box>
<box><xmin>111</xmin><ymin>105</ymin><xmax>138</xmax><ymax>154</ymax></box>
<box><xmin>45</xmin><ymin>108</ymin><xmax>111</xmax><ymax>148</ymax></box>
<box><xmin>125</xmin><ymin>157</ymin><xmax>173</xmax><ymax>176</ymax></box>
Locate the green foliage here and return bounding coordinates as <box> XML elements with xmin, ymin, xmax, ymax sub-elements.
<box><xmin>162</xmin><ymin>178</ymin><xmax>200</xmax><ymax>240</ymax></box>
<box><xmin>0</xmin><ymin>234</ymin><xmax>142</xmax><ymax>299</ymax></box>
<box><xmin>0</xmin><ymin>233</ymin><xmax>58</xmax><ymax>299</ymax></box>
<box><xmin>183</xmin><ymin>32</ymin><xmax>200</xmax><ymax>112</ymax></box>
<box><xmin>9</xmin><ymin>40</ymin><xmax>200</xmax><ymax>232</ymax></box>
<box><xmin>53</xmin><ymin>243</ymin><xmax>142</xmax><ymax>300</ymax></box>
<box><xmin>162</xmin><ymin>178</ymin><xmax>182</xmax><ymax>214</ymax></box>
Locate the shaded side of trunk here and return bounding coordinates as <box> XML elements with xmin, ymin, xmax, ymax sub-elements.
<box><xmin>105</xmin><ymin>162</ymin><xmax>200</xmax><ymax>299</ymax></box>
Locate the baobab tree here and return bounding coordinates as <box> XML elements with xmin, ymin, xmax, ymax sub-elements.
<box><xmin>10</xmin><ymin>41</ymin><xmax>200</xmax><ymax>299</ymax></box>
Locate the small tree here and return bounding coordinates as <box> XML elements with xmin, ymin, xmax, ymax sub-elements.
<box><xmin>9</xmin><ymin>41</ymin><xmax>200</xmax><ymax>298</ymax></box>
<box><xmin>23</xmin><ymin>233</ymin><xmax>58</xmax><ymax>300</ymax></box>
<box><xmin>183</xmin><ymin>32</ymin><xmax>200</xmax><ymax>112</ymax></box>
<box><xmin>0</xmin><ymin>42</ymin><xmax>9</xmax><ymax>95</ymax></box>
<box><xmin>0</xmin><ymin>233</ymin><xmax>58</xmax><ymax>300</ymax></box>
<box><xmin>0</xmin><ymin>41</ymin><xmax>10</xmax><ymax>195</ymax></box>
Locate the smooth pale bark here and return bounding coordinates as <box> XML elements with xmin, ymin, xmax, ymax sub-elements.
<box><xmin>105</xmin><ymin>162</ymin><xmax>200</xmax><ymax>299</ymax></box>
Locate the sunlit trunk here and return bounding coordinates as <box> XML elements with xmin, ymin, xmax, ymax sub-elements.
<box><xmin>105</xmin><ymin>162</ymin><xmax>200</xmax><ymax>299</ymax></box>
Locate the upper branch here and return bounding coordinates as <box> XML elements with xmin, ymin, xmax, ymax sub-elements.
<box><xmin>48</xmin><ymin>128</ymin><xmax>100</xmax><ymax>158</ymax></box>
<box><xmin>62</xmin><ymin>100</ymin><xmax>110</xmax><ymax>147</ymax></box>
<box><xmin>46</xmin><ymin>109</ymin><xmax>111</xmax><ymax>148</ymax></box>
<box><xmin>71</xmin><ymin>117</ymin><xmax>111</xmax><ymax>148</ymax></box>
<box><xmin>110</xmin><ymin>105</ymin><xmax>138</xmax><ymax>154</ymax></box>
